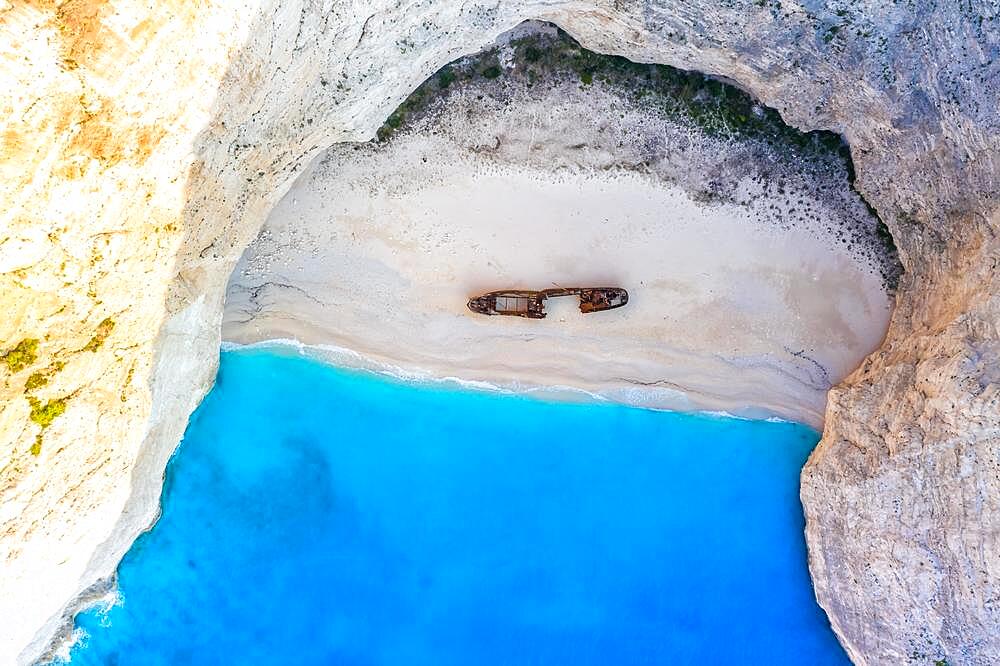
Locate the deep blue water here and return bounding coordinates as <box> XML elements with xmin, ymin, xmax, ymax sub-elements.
<box><xmin>65</xmin><ymin>348</ymin><xmax>847</xmax><ymax>665</ymax></box>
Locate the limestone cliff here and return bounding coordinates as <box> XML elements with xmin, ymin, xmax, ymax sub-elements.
<box><xmin>0</xmin><ymin>1</ymin><xmax>997</xmax><ymax>664</ymax></box>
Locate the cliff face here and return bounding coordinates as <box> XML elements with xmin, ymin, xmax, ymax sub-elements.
<box><xmin>0</xmin><ymin>1</ymin><xmax>996</xmax><ymax>664</ymax></box>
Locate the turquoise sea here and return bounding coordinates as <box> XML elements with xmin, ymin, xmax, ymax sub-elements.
<box><xmin>64</xmin><ymin>348</ymin><xmax>848</xmax><ymax>665</ymax></box>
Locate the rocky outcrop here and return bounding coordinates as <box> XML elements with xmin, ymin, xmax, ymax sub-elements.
<box><xmin>0</xmin><ymin>1</ymin><xmax>996</xmax><ymax>664</ymax></box>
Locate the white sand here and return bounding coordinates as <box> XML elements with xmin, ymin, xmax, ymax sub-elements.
<box><xmin>223</xmin><ymin>73</ymin><xmax>893</xmax><ymax>427</ymax></box>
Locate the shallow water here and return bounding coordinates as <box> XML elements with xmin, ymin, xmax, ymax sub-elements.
<box><xmin>65</xmin><ymin>348</ymin><xmax>847</xmax><ymax>665</ymax></box>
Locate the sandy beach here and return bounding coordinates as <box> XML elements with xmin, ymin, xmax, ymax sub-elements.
<box><xmin>223</xmin><ymin>52</ymin><xmax>894</xmax><ymax>427</ymax></box>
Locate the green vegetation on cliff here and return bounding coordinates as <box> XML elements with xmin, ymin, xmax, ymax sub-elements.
<box><xmin>28</xmin><ymin>396</ymin><xmax>67</xmax><ymax>429</ymax></box>
<box><xmin>24</xmin><ymin>362</ymin><xmax>66</xmax><ymax>392</ymax></box>
<box><xmin>27</xmin><ymin>396</ymin><xmax>69</xmax><ymax>456</ymax></box>
<box><xmin>3</xmin><ymin>338</ymin><xmax>39</xmax><ymax>373</ymax></box>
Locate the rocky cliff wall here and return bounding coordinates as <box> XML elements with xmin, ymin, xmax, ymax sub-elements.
<box><xmin>1</xmin><ymin>1</ymin><xmax>997</xmax><ymax>664</ymax></box>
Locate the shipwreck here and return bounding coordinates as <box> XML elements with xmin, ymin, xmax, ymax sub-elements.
<box><xmin>467</xmin><ymin>287</ymin><xmax>629</xmax><ymax>319</ymax></box>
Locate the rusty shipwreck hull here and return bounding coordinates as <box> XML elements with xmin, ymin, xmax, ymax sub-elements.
<box><xmin>467</xmin><ymin>287</ymin><xmax>628</xmax><ymax>318</ymax></box>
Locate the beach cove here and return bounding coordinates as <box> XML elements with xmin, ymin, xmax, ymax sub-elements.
<box><xmin>2</xmin><ymin>2</ymin><xmax>995</xmax><ymax>663</ymax></box>
<box><xmin>53</xmin><ymin>27</ymin><xmax>898</xmax><ymax>664</ymax></box>
<box><xmin>224</xmin><ymin>26</ymin><xmax>896</xmax><ymax>429</ymax></box>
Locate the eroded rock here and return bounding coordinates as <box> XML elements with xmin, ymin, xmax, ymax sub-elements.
<box><xmin>0</xmin><ymin>1</ymin><xmax>997</xmax><ymax>664</ymax></box>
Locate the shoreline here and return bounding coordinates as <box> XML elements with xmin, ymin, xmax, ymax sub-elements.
<box><xmin>221</xmin><ymin>337</ymin><xmax>821</xmax><ymax>428</ymax></box>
